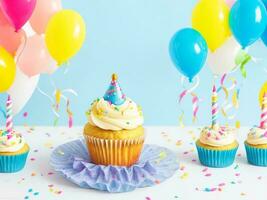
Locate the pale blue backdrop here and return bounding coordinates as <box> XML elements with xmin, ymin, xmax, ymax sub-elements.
<box><xmin>0</xmin><ymin>0</ymin><xmax>266</xmax><ymax>126</ymax></box>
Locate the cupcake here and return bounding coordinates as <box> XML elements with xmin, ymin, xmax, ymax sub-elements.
<box><xmin>196</xmin><ymin>85</ymin><xmax>238</xmax><ymax>168</ymax></box>
<box><xmin>84</xmin><ymin>74</ymin><xmax>144</xmax><ymax>166</ymax></box>
<box><xmin>245</xmin><ymin>93</ymin><xmax>267</xmax><ymax>166</ymax></box>
<box><xmin>196</xmin><ymin>126</ymin><xmax>239</xmax><ymax>168</ymax></box>
<box><xmin>0</xmin><ymin>96</ymin><xmax>29</xmax><ymax>173</ymax></box>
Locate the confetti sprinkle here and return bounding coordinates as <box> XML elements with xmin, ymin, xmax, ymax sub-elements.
<box><xmin>234</xmin><ymin>164</ymin><xmax>239</xmax><ymax>170</ymax></box>
<box><xmin>205</xmin><ymin>173</ymin><xmax>212</xmax><ymax>177</ymax></box>
<box><xmin>31</xmin><ymin>172</ymin><xmax>36</xmax><ymax>177</ymax></box>
<box><xmin>23</xmin><ymin>112</ymin><xmax>28</xmax><ymax>117</ymax></box>
<box><xmin>48</xmin><ymin>172</ymin><xmax>54</xmax><ymax>176</ymax></box>
<box><xmin>202</xmin><ymin>167</ymin><xmax>208</xmax><ymax>172</ymax></box>
<box><xmin>24</xmin><ymin>188</ymin><xmax>39</xmax><ymax>199</ymax></box>
<box><xmin>180</xmin><ymin>172</ymin><xmax>189</xmax><ymax>180</ymax></box>
<box><xmin>48</xmin><ymin>184</ymin><xmax>63</xmax><ymax>195</ymax></box>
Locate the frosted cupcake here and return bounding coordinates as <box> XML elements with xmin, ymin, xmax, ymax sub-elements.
<box><xmin>84</xmin><ymin>74</ymin><xmax>144</xmax><ymax>166</ymax></box>
<box><xmin>196</xmin><ymin>85</ymin><xmax>238</xmax><ymax>168</ymax></box>
<box><xmin>196</xmin><ymin>126</ymin><xmax>238</xmax><ymax>168</ymax></box>
<box><xmin>245</xmin><ymin>93</ymin><xmax>267</xmax><ymax>166</ymax></box>
<box><xmin>0</xmin><ymin>96</ymin><xmax>29</xmax><ymax>173</ymax></box>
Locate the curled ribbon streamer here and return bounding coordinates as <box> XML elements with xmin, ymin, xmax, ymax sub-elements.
<box><xmin>191</xmin><ymin>92</ymin><xmax>199</xmax><ymax>122</ymax></box>
<box><xmin>66</xmin><ymin>100</ymin><xmax>73</xmax><ymax>128</ymax></box>
<box><xmin>235</xmin><ymin>50</ymin><xmax>251</xmax><ymax>78</ymax></box>
<box><xmin>179</xmin><ymin>76</ymin><xmax>200</xmax><ymax>125</ymax></box>
<box><xmin>217</xmin><ymin>74</ymin><xmax>239</xmax><ymax>121</ymax></box>
<box><xmin>37</xmin><ymin>82</ymin><xmax>77</xmax><ymax>127</ymax></box>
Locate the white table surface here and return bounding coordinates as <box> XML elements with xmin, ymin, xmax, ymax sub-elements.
<box><xmin>0</xmin><ymin>126</ymin><xmax>266</xmax><ymax>200</ymax></box>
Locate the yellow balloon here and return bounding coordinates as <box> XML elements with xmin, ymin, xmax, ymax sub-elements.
<box><xmin>45</xmin><ymin>10</ymin><xmax>86</xmax><ymax>65</ymax></box>
<box><xmin>0</xmin><ymin>47</ymin><xmax>16</xmax><ymax>92</ymax></box>
<box><xmin>259</xmin><ymin>82</ymin><xmax>267</xmax><ymax>107</ymax></box>
<box><xmin>192</xmin><ymin>0</ymin><xmax>231</xmax><ymax>52</ymax></box>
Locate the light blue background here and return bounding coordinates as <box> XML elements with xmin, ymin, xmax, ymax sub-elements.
<box><xmin>0</xmin><ymin>0</ymin><xmax>266</xmax><ymax>126</ymax></box>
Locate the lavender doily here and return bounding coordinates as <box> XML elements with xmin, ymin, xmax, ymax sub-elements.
<box><xmin>50</xmin><ymin>139</ymin><xmax>179</xmax><ymax>193</ymax></box>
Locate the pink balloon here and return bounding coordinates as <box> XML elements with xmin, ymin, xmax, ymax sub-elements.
<box><xmin>225</xmin><ymin>0</ymin><xmax>235</xmax><ymax>8</ymax></box>
<box><xmin>0</xmin><ymin>0</ymin><xmax>36</xmax><ymax>31</ymax></box>
<box><xmin>0</xmin><ymin>25</ymin><xmax>25</xmax><ymax>55</ymax></box>
<box><xmin>30</xmin><ymin>0</ymin><xmax>61</xmax><ymax>34</ymax></box>
<box><xmin>17</xmin><ymin>35</ymin><xmax>57</xmax><ymax>77</ymax></box>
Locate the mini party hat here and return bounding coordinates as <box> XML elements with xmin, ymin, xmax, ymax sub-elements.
<box><xmin>103</xmin><ymin>74</ymin><xmax>126</xmax><ymax>105</ymax></box>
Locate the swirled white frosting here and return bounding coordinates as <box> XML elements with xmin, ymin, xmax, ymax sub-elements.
<box><xmin>0</xmin><ymin>130</ymin><xmax>25</xmax><ymax>152</ymax></box>
<box><xmin>199</xmin><ymin>126</ymin><xmax>237</xmax><ymax>147</ymax></box>
<box><xmin>246</xmin><ymin>127</ymin><xmax>267</xmax><ymax>145</ymax></box>
<box><xmin>87</xmin><ymin>98</ymin><xmax>144</xmax><ymax>130</ymax></box>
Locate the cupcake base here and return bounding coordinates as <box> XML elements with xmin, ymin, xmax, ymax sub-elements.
<box><xmin>196</xmin><ymin>142</ymin><xmax>238</xmax><ymax>168</ymax></box>
<box><xmin>0</xmin><ymin>144</ymin><xmax>29</xmax><ymax>173</ymax></box>
<box><xmin>84</xmin><ymin>135</ymin><xmax>144</xmax><ymax>166</ymax></box>
<box><xmin>50</xmin><ymin>139</ymin><xmax>179</xmax><ymax>193</ymax></box>
<box><xmin>245</xmin><ymin>142</ymin><xmax>267</xmax><ymax>167</ymax></box>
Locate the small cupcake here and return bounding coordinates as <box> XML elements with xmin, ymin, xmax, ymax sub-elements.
<box><xmin>0</xmin><ymin>96</ymin><xmax>29</xmax><ymax>173</ymax></box>
<box><xmin>196</xmin><ymin>126</ymin><xmax>239</xmax><ymax>168</ymax></box>
<box><xmin>84</xmin><ymin>74</ymin><xmax>144</xmax><ymax>166</ymax></box>
<box><xmin>196</xmin><ymin>85</ymin><xmax>238</xmax><ymax>168</ymax></box>
<box><xmin>245</xmin><ymin>93</ymin><xmax>267</xmax><ymax>166</ymax></box>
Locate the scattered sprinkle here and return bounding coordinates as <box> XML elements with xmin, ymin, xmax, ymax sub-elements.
<box><xmin>180</xmin><ymin>172</ymin><xmax>189</xmax><ymax>180</ymax></box>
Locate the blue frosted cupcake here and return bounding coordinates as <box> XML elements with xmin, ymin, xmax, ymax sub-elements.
<box><xmin>245</xmin><ymin>127</ymin><xmax>267</xmax><ymax>167</ymax></box>
<box><xmin>196</xmin><ymin>126</ymin><xmax>238</xmax><ymax>168</ymax></box>
<box><xmin>0</xmin><ymin>130</ymin><xmax>29</xmax><ymax>173</ymax></box>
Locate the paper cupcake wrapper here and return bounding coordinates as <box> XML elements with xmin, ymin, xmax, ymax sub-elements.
<box><xmin>84</xmin><ymin>135</ymin><xmax>145</xmax><ymax>166</ymax></box>
<box><xmin>0</xmin><ymin>150</ymin><xmax>29</xmax><ymax>173</ymax></box>
<box><xmin>50</xmin><ymin>139</ymin><xmax>179</xmax><ymax>193</ymax></box>
<box><xmin>245</xmin><ymin>143</ymin><xmax>267</xmax><ymax>167</ymax></box>
<box><xmin>196</xmin><ymin>144</ymin><xmax>238</xmax><ymax>168</ymax></box>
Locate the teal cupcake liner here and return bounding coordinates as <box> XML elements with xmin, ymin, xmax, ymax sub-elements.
<box><xmin>245</xmin><ymin>143</ymin><xmax>267</xmax><ymax>167</ymax></box>
<box><xmin>196</xmin><ymin>143</ymin><xmax>238</xmax><ymax>168</ymax></box>
<box><xmin>0</xmin><ymin>150</ymin><xmax>29</xmax><ymax>173</ymax></box>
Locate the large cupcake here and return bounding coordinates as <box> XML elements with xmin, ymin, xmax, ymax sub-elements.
<box><xmin>196</xmin><ymin>85</ymin><xmax>238</xmax><ymax>168</ymax></box>
<box><xmin>0</xmin><ymin>96</ymin><xmax>29</xmax><ymax>173</ymax></box>
<box><xmin>245</xmin><ymin>93</ymin><xmax>267</xmax><ymax>166</ymax></box>
<box><xmin>84</xmin><ymin>74</ymin><xmax>144</xmax><ymax>166</ymax></box>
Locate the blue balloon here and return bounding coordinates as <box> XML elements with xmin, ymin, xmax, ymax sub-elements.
<box><xmin>261</xmin><ymin>0</ymin><xmax>267</xmax><ymax>46</ymax></box>
<box><xmin>169</xmin><ymin>28</ymin><xmax>208</xmax><ymax>82</ymax></box>
<box><xmin>230</xmin><ymin>0</ymin><xmax>267</xmax><ymax>48</ymax></box>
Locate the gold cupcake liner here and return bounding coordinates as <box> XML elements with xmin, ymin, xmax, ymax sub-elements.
<box><xmin>83</xmin><ymin>135</ymin><xmax>145</xmax><ymax>167</ymax></box>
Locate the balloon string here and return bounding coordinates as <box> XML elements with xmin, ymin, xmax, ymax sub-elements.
<box><xmin>179</xmin><ymin>76</ymin><xmax>200</xmax><ymax>125</ymax></box>
<box><xmin>0</xmin><ymin>107</ymin><xmax>6</xmax><ymax>119</ymax></box>
<box><xmin>37</xmin><ymin>86</ymin><xmax>60</xmax><ymax>126</ymax></box>
<box><xmin>15</xmin><ymin>31</ymin><xmax>27</xmax><ymax>65</ymax></box>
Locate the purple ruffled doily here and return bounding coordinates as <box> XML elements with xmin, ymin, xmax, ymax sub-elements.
<box><xmin>50</xmin><ymin>139</ymin><xmax>179</xmax><ymax>193</ymax></box>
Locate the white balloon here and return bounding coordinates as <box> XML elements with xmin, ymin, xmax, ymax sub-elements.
<box><xmin>7</xmin><ymin>67</ymin><xmax>39</xmax><ymax>115</ymax></box>
<box><xmin>207</xmin><ymin>37</ymin><xmax>241</xmax><ymax>76</ymax></box>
